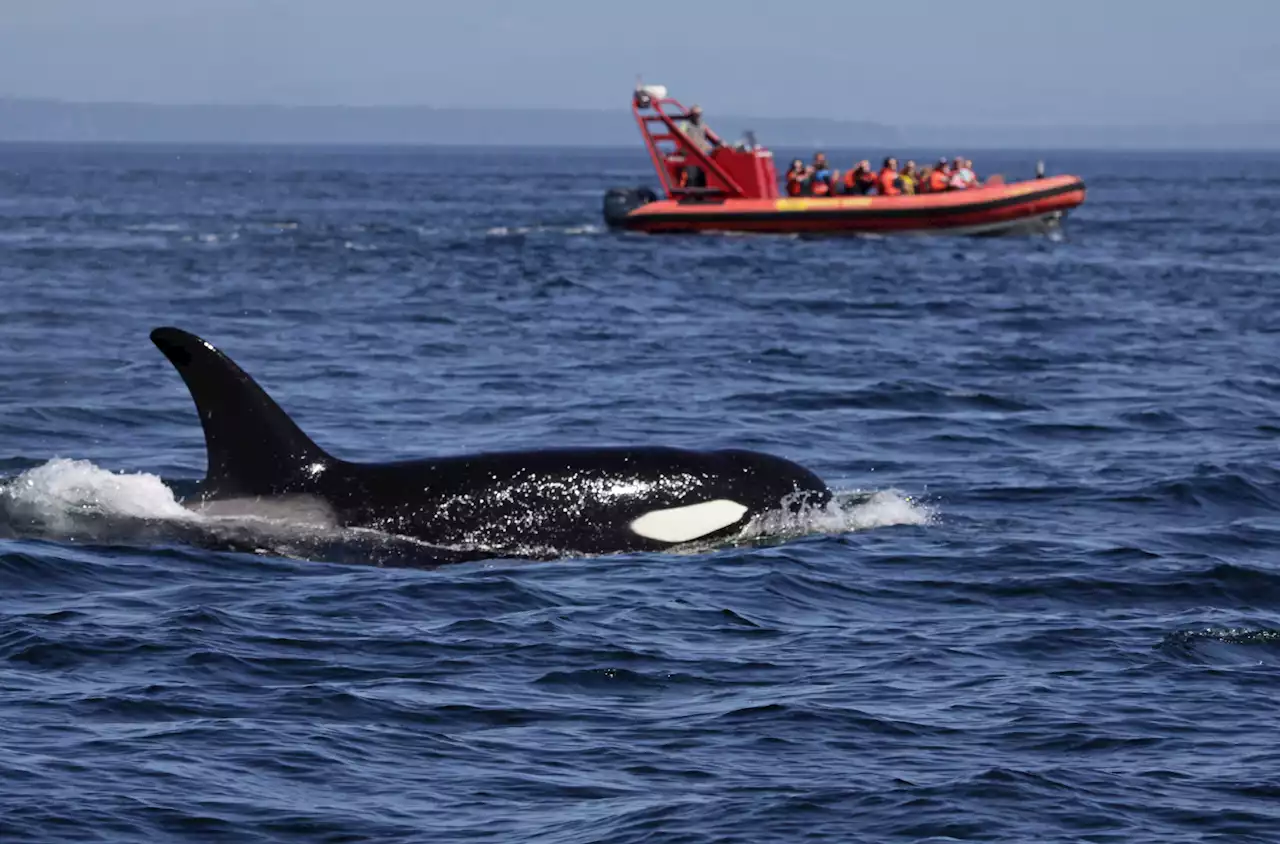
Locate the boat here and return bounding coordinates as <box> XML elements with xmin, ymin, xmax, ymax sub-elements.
<box><xmin>603</xmin><ymin>86</ymin><xmax>1086</xmax><ymax>236</ymax></box>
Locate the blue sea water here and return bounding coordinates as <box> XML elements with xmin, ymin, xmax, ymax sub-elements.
<box><xmin>1</xmin><ymin>143</ymin><xmax>1280</xmax><ymax>842</ymax></box>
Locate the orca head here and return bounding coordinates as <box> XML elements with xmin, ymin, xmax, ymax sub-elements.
<box><xmin>625</xmin><ymin>449</ymin><xmax>831</xmax><ymax>547</ymax></box>
<box><xmin>713</xmin><ymin>448</ymin><xmax>832</xmax><ymax>513</ymax></box>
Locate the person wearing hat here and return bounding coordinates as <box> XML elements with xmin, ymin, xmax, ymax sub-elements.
<box><xmin>675</xmin><ymin>104</ymin><xmax>721</xmax><ymax>189</ymax></box>
<box><xmin>678</xmin><ymin>104</ymin><xmax>720</xmax><ymax>155</ymax></box>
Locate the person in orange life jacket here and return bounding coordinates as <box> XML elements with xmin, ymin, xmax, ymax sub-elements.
<box><xmin>916</xmin><ymin>165</ymin><xmax>933</xmax><ymax>192</ymax></box>
<box><xmin>926</xmin><ymin>158</ymin><xmax>951</xmax><ymax>192</ymax></box>
<box><xmin>784</xmin><ymin>159</ymin><xmax>808</xmax><ymax>196</ymax></box>
<box><xmin>843</xmin><ymin>160</ymin><xmax>876</xmax><ymax>195</ymax></box>
<box><xmin>875</xmin><ymin>157</ymin><xmax>901</xmax><ymax>196</ymax></box>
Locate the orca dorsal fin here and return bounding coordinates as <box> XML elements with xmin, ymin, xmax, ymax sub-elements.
<box><xmin>151</xmin><ymin>327</ymin><xmax>335</xmax><ymax>500</ymax></box>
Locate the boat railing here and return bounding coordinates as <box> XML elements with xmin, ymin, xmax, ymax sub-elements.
<box><xmin>632</xmin><ymin>87</ymin><xmax>756</xmax><ymax>201</ymax></box>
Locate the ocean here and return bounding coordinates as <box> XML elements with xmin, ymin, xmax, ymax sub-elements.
<box><xmin>1</xmin><ymin>143</ymin><xmax>1279</xmax><ymax>842</ymax></box>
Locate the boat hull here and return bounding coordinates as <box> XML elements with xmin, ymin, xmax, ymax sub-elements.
<box><xmin>604</xmin><ymin>175</ymin><xmax>1086</xmax><ymax>236</ymax></box>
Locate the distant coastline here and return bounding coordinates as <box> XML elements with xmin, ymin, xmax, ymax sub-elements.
<box><xmin>0</xmin><ymin>98</ymin><xmax>1276</xmax><ymax>150</ymax></box>
<box><xmin>0</xmin><ymin>98</ymin><xmax>899</xmax><ymax>149</ymax></box>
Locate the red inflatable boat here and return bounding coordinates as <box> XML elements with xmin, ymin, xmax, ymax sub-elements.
<box><xmin>604</xmin><ymin>87</ymin><xmax>1086</xmax><ymax>236</ymax></box>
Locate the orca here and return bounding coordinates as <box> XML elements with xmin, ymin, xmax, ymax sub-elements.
<box><xmin>150</xmin><ymin>327</ymin><xmax>832</xmax><ymax>560</ymax></box>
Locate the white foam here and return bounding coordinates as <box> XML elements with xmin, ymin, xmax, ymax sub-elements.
<box><xmin>0</xmin><ymin>458</ymin><xmax>194</xmax><ymax>528</ymax></box>
<box><xmin>843</xmin><ymin>489</ymin><xmax>934</xmax><ymax>530</ymax></box>
<box><xmin>484</xmin><ymin>224</ymin><xmax>601</xmax><ymax>237</ymax></box>
<box><xmin>739</xmin><ymin>488</ymin><xmax>933</xmax><ymax>543</ymax></box>
<box><xmin>126</xmin><ymin>222</ymin><xmax>186</xmax><ymax>233</ymax></box>
<box><xmin>0</xmin><ymin>459</ymin><xmax>351</xmax><ymax>556</ymax></box>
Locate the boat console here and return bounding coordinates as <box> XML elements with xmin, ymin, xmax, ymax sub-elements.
<box><xmin>632</xmin><ymin>85</ymin><xmax>778</xmax><ymax>202</ymax></box>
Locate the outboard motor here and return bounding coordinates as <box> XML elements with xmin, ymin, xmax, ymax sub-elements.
<box><xmin>603</xmin><ymin>186</ymin><xmax>659</xmax><ymax>228</ymax></box>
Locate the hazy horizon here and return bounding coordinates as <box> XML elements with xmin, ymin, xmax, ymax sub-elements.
<box><xmin>1</xmin><ymin>97</ymin><xmax>1278</xmax><ymax>150</ymax></box>
<box><xmin>2</xmin><ymin>0</ymin><xmax>1277</xmax><ymax>132</ymax></box>
<box><xmin>3</xmin><ymin>94</ymin><xmax>1280</xmax><ymax>133</ymax></box>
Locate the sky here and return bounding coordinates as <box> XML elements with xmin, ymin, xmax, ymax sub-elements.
<box><xmin>0</xmin><ymin>0</ymin><xmax>1277</xmax><ymax>127</ymax></box>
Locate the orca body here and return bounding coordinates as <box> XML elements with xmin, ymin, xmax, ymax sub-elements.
<box><xmin>150</xmin><ymin>327</ymin><xmax>832</xmax><ymax>559</ymax></box>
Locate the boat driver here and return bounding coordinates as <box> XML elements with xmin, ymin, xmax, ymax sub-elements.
<box><xmin>678</xmin><ymin>105</ymin><xmax>720</xmax><ymax>155</ymax></box>
<box><xmin>676</xmin><ymin>104</ymin><xmax>721</xmax><ymax>189</ymax></box>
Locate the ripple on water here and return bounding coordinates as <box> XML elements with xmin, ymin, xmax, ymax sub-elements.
<box><xmin>1</xmin><ymin>147</ymin><xmax>1280</xmax><ymax>842</ymax></box>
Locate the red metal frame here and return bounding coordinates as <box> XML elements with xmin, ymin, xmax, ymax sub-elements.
<box><xmin>632</xmin><ymin>89</ymin><xmax>747</xmax><ymax>200</ymax></box>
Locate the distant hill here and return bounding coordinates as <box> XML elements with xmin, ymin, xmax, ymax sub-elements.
<box><xmin>1</xmin><ymin>99</ymin><xmax>1275</xmax><ymax>150</ymax></box>
<box><xmin>900</xmin><ymin>122</ymin><xmax>1280</xmax><ymax>151</ymax></box>
<box><xmin>0</xmin><ymin>98</ymin><xmax>901</xmax><ymax>148</ymax></box>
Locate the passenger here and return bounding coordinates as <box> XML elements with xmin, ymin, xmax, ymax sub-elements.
<box><xmin>949</xmin><ymin>156</ymin><xmax>977</xmax><ymax>190</ymax></box>
<box><xmin>963</xmin><ymin>158</ymin><xmax>979</xmax><ymax>186</ymax></box>
<box><xmin>899</xmin><ymin>160</ymin><xmax>918</xmax><ymax>194</ymax></box>
<box><xmin>842</xmin><ymin>160</ymin><xmax>876</xmax><ymax>195</ymax></box>
<box><xmin>784</xmin><ymin>159</ymin><xmax>807</xmax><ymax>196</ymax></box>
<box><xmin>810</xmin><ymin>152</ymin><xmax>834</xmax><ymax>196</ymax></box>
<box><xmin>678</xmin><ymin>166</ymin><xmax>706</xmax><ymax>189</ymax></box>
<box><xmin>875</xmin><ymin>157</ymin><xmax>901</xmax><ymax>196</ymax></box>
<box><xmin>927</xmin><ymin>158</ymin><xmax>951</xmax><ymax>192</ymax></box>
